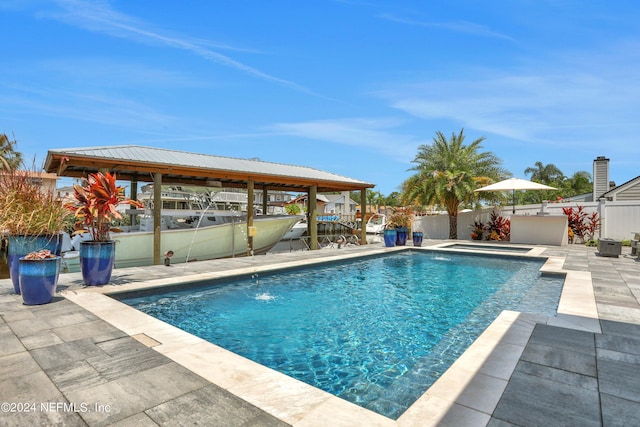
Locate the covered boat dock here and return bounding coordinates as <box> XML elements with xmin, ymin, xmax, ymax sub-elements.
<box><xmin>44</xmin><ymin>145</ymin><xmax>375</xmax><ymax>265</ymax></box>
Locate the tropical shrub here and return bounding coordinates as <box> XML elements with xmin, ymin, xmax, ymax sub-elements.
<box><xmin>562</xmin><ymin>206</ymin><xmax>600</xmax><ymax>244</ymax></box>
<box><xmin>66</xmin><ymin>172</ymin><xmax>142</xmax><ymax>242</ymax></box>
<box><xmin>485</xmin><ymin>210</ymin><xmax>510</xmax><ymax>241</ymax></box>
<box><xmin>285</xmin><ymin>203</ymin><xmax>302</xmax><ymax>215</ymax></box>
<box><xmin>470</xmin><ymin>220</ymin><xmax>484</xmax><ymax>240</ymax></box>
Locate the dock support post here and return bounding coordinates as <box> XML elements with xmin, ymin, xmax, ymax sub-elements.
<box><xmin>153</xmin><ymin>173</ymin><xmax>162</xmax><ymax>265</ymax></box>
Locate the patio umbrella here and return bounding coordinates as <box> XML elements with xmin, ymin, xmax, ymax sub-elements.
<box><xmin>475</xmin><ymin>178</ymin><xmax>556</xmax><ymax>214</ymax></box>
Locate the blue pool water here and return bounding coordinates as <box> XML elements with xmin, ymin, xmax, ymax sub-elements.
<box><xmin>118</xmin><ymin>251</ymin><xmax>563</xmax><ymax>419</ymax></box>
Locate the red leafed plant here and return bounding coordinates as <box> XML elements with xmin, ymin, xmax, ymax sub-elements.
<box><xmin>563</xmin><ymin>206</ymin><xmax>600</xmax><ymax>243</ymax></box>
<box><xmin>66</xmin><ymin>172</ymin><xmax>143</xmax><ymax>242</ymax></box>
<box><xmin>485</xmin><ymin>210</ymin><xmax>510</xmax><ymax>241</ymax></box>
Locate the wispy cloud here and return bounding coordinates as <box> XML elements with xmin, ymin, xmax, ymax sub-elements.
<box><xmin>269</xmin><ymin>118</ymin><xmax>424</xmax><ymax>162</ymax></box>
<box><xmin>37</xmin><ymin>58</ymin><xmax>210</xmax><ymax>88</ymax></box>
<box><xmin>3</xmin><ymin>82</ymin><xmax>175</xmax><ymax>129</ymax></box>
<box><xmin>381</xmin><ymin>14</ymin><xmax>516</xmax><ymax>42</ymax></box>
<box><xmin>42</xmin><ymin>0</ymin><xmax>316</xmax><ymax>95</ymax></box>
<box><xmin>380</xmin><ymin>44</ymin><xmax>640</xmax><ymax>152</ymax></box>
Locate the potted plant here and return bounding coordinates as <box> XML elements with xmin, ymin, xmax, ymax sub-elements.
<box><xmin>470</xmin><ymin>221</ymin><xmax>485</xmax><ymax>240</ymax></box>
<box><xmin>412</xmin><ymin>221</ymin><xmax>424</xmax><ymax>247</ymax></box>
<box><xmin>382</xmin><ymin>224</ymin><xmax>397</xmax><ymax>247</ymax></box>
<box><xmin>0</xmin><ymin>162</ymin><xmax>71</xmax><ymax>294</ymax></box>
<box><xmin>66</xmin><ymin>171</ymin><xmax>142</xmax><ymax>286</ymax></box>
<box><xmin>386</xmin><ymin>207</ymin><xmax>413</xmax><ymax>246</ymax></box>
<box><xmin>18</xmin><ymin>249</ymin><xmax>61</xmax><ymax>305</ymax></box>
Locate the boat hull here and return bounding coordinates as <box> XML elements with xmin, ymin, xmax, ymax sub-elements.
<box><xmin>65</xmin><ymin>215</ymin><xmax>301</xmax><ymax>271</ymax></box>
<box><xmin>280</xmin><ymin>220</ymin><xmax>307</xmax><ymax>240</ymax></box>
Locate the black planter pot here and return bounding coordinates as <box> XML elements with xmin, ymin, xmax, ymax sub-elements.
<box><xmin>79</xmin><ymin>241</ymin><xmax>116</xmax><ymax>286</ymax></box>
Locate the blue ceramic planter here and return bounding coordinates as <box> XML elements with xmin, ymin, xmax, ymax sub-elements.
<box><xmin>80</xmin><ymin>241</ymin><xmax>116</xmax><ymax>286</ymax></box>
<box><xmin>8</xmin><ymin>234</ymin><xmax>62</xmax><ymax>294</ymax></box>
<box><xmin>383</xmin><ymin>229</ymin><xmax>397</xmax><ymax>247</ymax></box>
<box><xmin>412</xmin><ymin>232</ymin><xmax>424</xmax><ymax>247</ymax></box>
<box><xmin>18</xmin><ymin>256</ymin><xmax>61</xmax><ymax>305</ymax></box>
<box><xmin>395</xmin><ymin>227</ymin><xmax>408</xmax><ymax>246</ymax></box>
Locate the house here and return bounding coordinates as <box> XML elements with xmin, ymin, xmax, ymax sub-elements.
<box><xmin>592</xmin><ymin>155</ymin><xmax>640</xmax><ymax>201</ymax></box>
<box><xmin>601</xmin><ymin>176</ymin><xmax>640</xmax><ymax>201</ymax></box>
<box><xmin>286</xmin><ymin>192</ymin><xmax>359</xmax><ymax>215</ymax></box>
<box><xmin>323</xmin><ymin>193</ymin><xmax>359</xmax><ymax>215</ymax></box>
<box><xmin>288</xmin><ymin>194</ymin><xmax>330</xmax><ymax>215</ymax></box>
<box><xmin>0</xmin><ymin>171</ymin><xmax>58</xmax><ymax>194</ymax></box>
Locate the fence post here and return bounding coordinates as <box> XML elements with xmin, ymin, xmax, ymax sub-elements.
<box><xmin>540</xmin><ymin>200</ymin><xmax>548</xmax><ymax>215</ymax></box>
<box><xmin>598</xmin><ymin>198</ymin><xmax>606</xmax><ymax>239</ymax></box>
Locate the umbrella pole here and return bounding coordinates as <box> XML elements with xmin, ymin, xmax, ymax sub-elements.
<box><xmin>512</xmin><ymin>189</ymin><xmax>515</xmax><ymax>215</ymax></box>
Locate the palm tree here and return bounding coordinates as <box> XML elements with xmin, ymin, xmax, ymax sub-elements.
<box><xmin>523</xmin><ymin>162</ymin><xmax>565</xmax><ymax>203</ymax></box>
<box><xmin>0</xmin><ymin>133</ymin><xmax>23</xmax><ymax>170</ymax></box>
<box><xmin>563</xmin><ymin>171</ymin><xmax>592</xmax><ymax>197</ymax></box>
<box><xmin>402</xmin><ymin>129</ymin><xmax>507</xmax><ymax>239</ymax></box>
<box><xmin>524</xmin><ymin>162</ymin><xmax>565</xmax><ymax>185</ymax></box>
<box><xmin>366</xmin><ymin>189</ymin><xmax>382</xmax><ymax>214</ymax></box>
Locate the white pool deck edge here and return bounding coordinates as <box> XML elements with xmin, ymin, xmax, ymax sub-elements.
<box><xmin>60</xmin><ymin>245</ymin><xmax>599</xmax><ymax>427</ymax></box>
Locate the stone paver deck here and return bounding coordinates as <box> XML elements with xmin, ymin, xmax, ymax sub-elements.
<box><xmin>1</xmin><ymin>241</ymin><xmax>639</xmax><ymax>426</ymax></box>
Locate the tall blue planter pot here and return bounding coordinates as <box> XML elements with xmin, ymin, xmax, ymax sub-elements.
<box><xmin>412</xmin><ymin>232</ymin><xmax>424</xmax><ymax>247</ymax></box>
<box><xmin>18</xmin><ymin>256</ymin><xmax>61</xmax><ymax>305</ymax></box>
<box><xmin>80</xmin><ymin>241</ymin><xmax>116</xmax><ymax>286</ymax></box>
<box><xmin>8</xmin><ymin>234</ymin><xmax>62</xmax><ymax>294</ymax></box>
<box><xmin>395</xmin><ymin>227</ymin><xmax>408</xmax><ymax>246</ymax></box>
<box><xmin>383</xmin><ymin>229</ymin><xmax>397</xmax><ymax>247</ymax></box>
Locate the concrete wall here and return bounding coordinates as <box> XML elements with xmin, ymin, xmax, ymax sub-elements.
<box><xmin>413</xmin><ymin>199</ymin><xmax>640</xmax><ymax>243</ymax></box>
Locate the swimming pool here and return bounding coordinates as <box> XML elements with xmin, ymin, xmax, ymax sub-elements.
<box><xmin>118</xmin><ymin>251</ymin><xmax>563</xmax><ymax>419</ymax></box>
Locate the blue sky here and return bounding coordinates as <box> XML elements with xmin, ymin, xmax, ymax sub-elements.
<box><xmin>1</xmin><ymin>1</ymin><xmax>638</xmax><ymax>195</ymax></box>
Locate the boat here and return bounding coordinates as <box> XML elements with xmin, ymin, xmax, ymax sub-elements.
<box><xmin>136</xmin><ymin>184</ymin><xmax>306</xmax><ymax>243</ymax></box>
<box><xmin>60</xmin><ymin>185</ymin><xmax>302</xmax><ymax>271</ymax></box>
<box><xmin>116</xmin><ymin>214</ymin><xmax>302</xmax><ymax>267</ymax></box>
<box><xmin>365</xmin><ymin>214</ymin><xmax>386</xmax><ymax>234</ymax></box>
<box><xmin>62</xmin><ymin>214</ymin><xmax>302</xmax><ymax>271</ymax></box>
<box><xmin>281</xmin><ymin>219</ymin><xmax>308</xmax><ymax>240</ymax></box>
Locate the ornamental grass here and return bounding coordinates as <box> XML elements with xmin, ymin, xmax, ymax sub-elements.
<box><xmin>385</xmin><ymin>207</ymin><xmax>414</xmax><ymax>229</ymax></box>
<box><xmin>0</xmin><ymin>165</ymin><xmax>71</xmax><ymax>237</ymax></box>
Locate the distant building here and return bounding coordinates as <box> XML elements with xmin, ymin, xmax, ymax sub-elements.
<box><xmin>601</xmin><ymin>176</ymin><xmax>640</xmax><ymax>201</ymax></box>
<box><xmin>591</xmin><ymin>155</ymin><xmax>640</xmax><ymax>201</ymax></box>
<box><xmin>0</xmin><ymin>171</ymin><xmax>59</xmax><ymax>194</ymax></box>
<box><xmin>323</xmin><ymin>192</ymin><xmax>358</xmax><ymax>215</ymax></box>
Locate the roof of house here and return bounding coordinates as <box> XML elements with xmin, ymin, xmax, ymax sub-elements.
<box><xmin>601</xmin><ymin>175</ymin><xmax>640</xmax><ymax>198</ymax></box>
<box><xmin>324</xmin><ymin>194</ymin><xmax>358</xmax><ymax>204</ymax></box>
<box><xmin>44</xmin><ymin>145</ymin><xmax>374</xmax><ymax>192</ymax></box>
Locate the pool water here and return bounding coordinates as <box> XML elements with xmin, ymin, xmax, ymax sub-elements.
<box><xmin>119</xmin><ymin>251</ymin><xmax>563</xmax><ymax>419</ymax></box>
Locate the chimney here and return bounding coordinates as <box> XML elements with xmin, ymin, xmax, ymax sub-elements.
<box><xmin>593</xmin><ymin>156</ymin><xmax>610</xmax><ymax>200</ymax></box>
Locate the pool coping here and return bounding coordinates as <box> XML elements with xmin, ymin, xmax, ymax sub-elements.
<box><xmin>59</xmin><ymin>245</ymin><xmax>600</xmax><ymax>426</ymax></box>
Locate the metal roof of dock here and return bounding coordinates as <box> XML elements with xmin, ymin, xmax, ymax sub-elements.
<box><xmin>44</xmin><ymin>145</ymin><xmax>375</xmax><ymax>192</ymax></box>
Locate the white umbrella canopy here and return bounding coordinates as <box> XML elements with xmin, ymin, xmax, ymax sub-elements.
<box><xmin>475</xmin><ymin>178</ymin><xmax>557</xmax><ymax>214</ymax></box>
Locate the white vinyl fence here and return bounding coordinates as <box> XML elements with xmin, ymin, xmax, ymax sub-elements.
<box><xmin>413</xmin><ymin>199</ymin><xmax>640</xmax><ymax>243</ymax></box>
